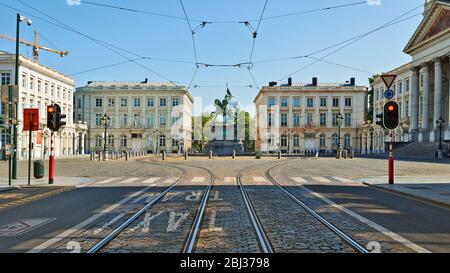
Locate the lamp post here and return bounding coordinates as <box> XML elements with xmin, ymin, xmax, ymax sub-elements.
<box><xmin>369</xmin><ymin>126</ymin><xmax>374</xmax><ymax>155</ymax></box>
<box><xmin>336</xmin><ymin>113</ymin><xmax>344</xmax><ymax>158</ymax></box>
<box><xmin>436</xmin><ymin>117</ymin><xmax>445</xmax><ymax>158</ymax></box>
<box><xmin>12</xmin><ymin>13</ymin><xmax>32</xmax><ymax>179</ymax></box>
<box><xmin>101</xmin><ymin>113</ymin><xmax>110</xmax><ymax>160</ymax></box>
<box><xmin>285</xmin><ymin>129</ymin><xmax>293</xmax><ymax>155</ymax></box>
<box><xmin>153</xmin><ymin>129</ymin><xmax>160</xmax><ymax>155</ymax></box>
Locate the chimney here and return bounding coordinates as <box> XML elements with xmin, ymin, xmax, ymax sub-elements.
<box><xmin>350</xmin><ymin>77</ymin><xmax>355</xmax><ymax>86</ymax></box>
<box><xmin>312</xmin><ymin>77</ymin><xmax>318</xmax><ymax>86</ymax></box>
<box><xmin>287</xmin><ymin>77</ymin><xmax>292</xmax><ymax>86</ymax></box>
<box><xmin>142</xmin><ymin>78</ymin><xmax>148</xmax><ymax>84</ymax></box>
<box><xmin>269</xmin><ymin>81</ymin><xmax>277</xmax><ymax>87</ymax></box>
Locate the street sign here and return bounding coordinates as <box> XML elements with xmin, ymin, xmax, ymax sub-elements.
<box><xmin>384</xmin><ymin>89</ymin><xmax>395</xmax><ymax>100</ymax></box>
<box><xmin>23</xmin><ymin>108</ymin><xmax>39</xmax><ymax>131</ymax></box>
<box><xmin>381</xmin><ymin>74</ymin><xmax>397</xmax><ymax>89</ymax></box>
<box><xmin>5</xmin><ymin>144</ymin><xmax>13</xmax><ymax>156</ymax></box>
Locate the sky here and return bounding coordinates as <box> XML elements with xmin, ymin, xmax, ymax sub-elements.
<box><xmin>0</xmin><ymin>0</ymin><xmax>425</xmax><ymax>114</ymax></box>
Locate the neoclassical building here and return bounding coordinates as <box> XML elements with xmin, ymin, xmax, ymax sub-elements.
<box><xmin>254</xmin><ymin>77</ymin><xmax>368</xmax><ymax>154</ymax></box>
<box><xmin>0</xmin><ymin>51</ymin><xmax>87</xmax><ymax>160</ymax></box>
<box><xmin>372</xmin><ymin>0</ymin><xmax>450</xmax><ymax>153</ymax></box>
<box><xmin>75</xmin><ymin>81</ymin><xmax>193</xmax><ymax>154</ymax></box>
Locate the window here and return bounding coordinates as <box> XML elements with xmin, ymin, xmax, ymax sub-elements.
<box><xmin>159</xmin><ymin>135</ymin><xmax>166</xmax><ymax>147</ymax></box>
<box><xmin>51</xmin><ymin>85</ymin><xmax>55</xmax><ymax>96</ymax></box>
<box><xmin>320</xmin><ymin>113</ymin><xmax>327</xmax><ymax>126</ymax></box>
<box><xmin>307</xmin><ymin>113</ymin><xmax>313</xmax><ymax>125</ymax></box>
<box><xmin>172</xmin><ymin>97</ymin><xmax>180</xmax><ymax>107</ymax></box>
<box><xmin>107</xmin><ymin>135</ymin><xmax>115</xmax><ymax>147</ymax></box>
<box><xmin>109</xmin><ymin>116</ymin><xmax>115</xmax><ymax>128</ymax></box>
<box><xmin>120</xmin><ymin>98</ymin><xmax>128</xmax><ymax>107</ymax></box>
<box><xmin>332</xmin><ymin>133</ymin><xmax>339</xmax><ymax>146</ymax></box>
<box><xmin>171</xmin><ymin>115</ymin><xmax>180</xmax><ymax>126</ymax></box>
<box><xmin>95</xmin><ymin>98</ymin><xmax>103</xmax><ymax>108</ymax></box>
<box><xmin>268</xmin><ymin>97</ymin><xmax>276</xmax><ymax>107</ymax></box>
<box><xmin>345</xmin><ymin>113</ymin><xmax>352</xmax><ymax>127</ymax></box>
<box><xmin>133</xmin><ymin>98</ymin><xmax>141</xmax><ymax>108</ymax></box>
<box><xmin>147</xmin><ymin>98</ymin><xmax>154</xmax><ymax>107</ymax></box>
<box><xmin>320</xmin><ymin>134</ymin><xmax>326</xmax><ymax>147</ymax></box>
<box><xmin>332</xmin><ymin>113</ymin><xmax>338</xmax><ymax>126</ymax></box>
<box><xmin>63</xmin><ymin>88</ymin><xmax>67</xmax><ymax>99</ymax></box>
<box><xmin>57</xmin><ymin>86</ymin><xmax>61</xmax><ymax>98</ymax></box>
<box><xmin>95</xmin><ymin>114</ymin><xmax>102</xmax><ymax>126</ymax></box>
<box><xmin>120</xmin><ymin>114</ymin><xmax>127</xmax><ymax>127</ymax></box>
<box><xmin>398</xmin><ymin>82</ymin><xmax>403</xmax><ymax>94</ymax></box>
<box><xmin>320</xmin><ymin>97</ymin><xmax>327</xmax><ymax>107</ymax></box>
<box><xmin>133</xmin><ymin>113</ymin><xmax>141</xmax><ymax>127</ymax></box>
<box><xmin>120</xmin><ymin>135</ymin><xmax>128</xmax><ymax>147</ymax></box>
<box><xmin>77</xmin><ymin>98</ymin><xmax>82</xmax><ymax>109</ymax></box>
<box><xmin>146</xmin><ymin>114</ymin><xmax>154</xmax><ymax>128</ymax></box>
<box><xmin>333</xmin><ymin>98</ymin><xmax>339</xmax><ymax>107</ymax></box>
<box><xmin>293</xmin><ymin>97</ymin><xmax>301</xmax><ymax>108</ymax></box>
<box><xmin>108</xmin><ymin>98</ymin><xmax>115</xmax><ymax>107</ymax></box>
<box><xmin>293</xmin><ymin>113</ymin><xmax>301</xmax><ymax>127</ymax></box>
<box><xmin>44</xmin><ymin>82</ymin><xmax>49</xmax><ymax>95</ymax></box>
<box><xmin>21</xmin><ymin>74</ymin><xmax>27</xmax><ymax>88</ymax></box>
<box><xmin>293</xmin><ymin>135</ymin><xmax>300</xmax><ymax>147</ymax></box>
<box><xmin>268</xmin><ymin>113</ymin><xmax>273</xmax><ymax>127</ymax></box>
<box><xmin>95</xmin><ymin>135</ymin><xmax>102</xmax><ymax>148</ymax></box>
<box><xmin>281</xmin><ymin>134</ymin><xmax>288</xmax><ymax>147</ymax></box>
<box><xmin>159</xmin><ymin>112</ymin><xmax>166</xmax><ymax>126</ymax></box>
<box><xmin>376</xmin><ymin>89</ymin><xmax>379</xmax><ymax>100</ymax></box>
<box><xmin>281</xmin><ymin>98</ymin><xmax>288</xmax><ymax>107</ymax></box>
<box><xmin>405</xmin><ymin>79</ymin><xmax>410</xmax><ymax>92</ymax></box>
<box><xmin>307</xmin><ymin>98</ymin><xmax>314</xmax><ymax>108</ymax></box>
<box><xmin>281</xmin><ymin>113</ymin><xmax>288</xmax><ymax>127</ymax></box>
<box><xmin>1</xmin><ymin>73</ymin><xmax>11</xmax><ymax>85</ymax></box>
<box><xmin>160</xmin><ymin>98</ymin><xmax>167</xmax><ymax>107</ymax></box>
<box><xmin>405</xmin><ymin>101</ymin><xmax>409</xmax><ymax>116</ymax></box>
<box><xmin>345</xmin><ymin>97</ymin><xmax>352</xmax><ymax>107</ymax></box>
<box><xmin>344</xmin><ymin>134</ymin><xmax>351</xmax><ymax>148</ymax></box>
<box><xmin>30</xmin><ymin>76</ymin><xmax>35</xmax><ymax>90</ymax></box>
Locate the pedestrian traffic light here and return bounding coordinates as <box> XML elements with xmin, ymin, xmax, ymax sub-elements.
<box><xmin>47</xmin><ymin>105</ymin><xmax>57</xmax><ymax>131</ymax></box>
<box><xmin>376</xmin><ymin>113</ymin><xmax>384</xmax><ymax>129</ymax></box>
<box><xmin>384</xmin><ymin>101</ymin><xmax>399</xmax><ymax>130</ymax></box>
<box><xmin>54</xmin><ymin>104</ymin><xmax>66</xmax><ymax>131</ymax></box>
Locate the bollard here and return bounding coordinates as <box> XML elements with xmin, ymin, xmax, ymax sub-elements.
<box><xmin>232</xmin><ymin>150</ymin><xmax>235</xmax><ymax>159</ymax></box>
<box><xmin>209</xmin><ymin>150</ymin><xmax>213</xmax><ymax>159</ymax></box>
<box><xmin>278</xmin><ymin>151</ymin><xmax>282</xmax><ymax>159</ymax></box>
<box><xmin>184</xmin><ymin>151</ymin><xmax>188</xmax><ymax>160</ymax></box>
<box><xmin>90</xmin><ymin>152</ymin><xmax>93</xmax><ymax>161</ymax></box>
<box><xmin>125</xmin><ymin>151</ymin><xmax>128</xmax><ymax>161</ymax></box>
<box><xmin>162</xmin><ymin>151</ymin><xmax>166</xmax><ymax>161</ymax></box>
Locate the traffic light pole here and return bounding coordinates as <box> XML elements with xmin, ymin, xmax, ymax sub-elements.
<box><xmin>27</xmin><ymin>112</ymin><xmax>32</xmax><ymax>186</ymax></box>
<box><xmin>49</xmin><ymin>131</ymin><xmax>54</xmax><ymax>185</ymax></box>
<box><xmin>388</xmin><ymin>129</ymin><xmax>394</xmax><ymax>184</ymax></box>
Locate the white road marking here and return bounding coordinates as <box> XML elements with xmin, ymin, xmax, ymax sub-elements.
<box><xmin>224</xmin><ymin>177</ymin><xmax>236</xmax><ymax>183</ymax></box>
<box><xmin>252</xmin><ymin>177</ymin><xmax>266</xmax><ymax>182</ymax></box>
<box><xmin>119</xmin><ymin>178</ymin><xmax>140</xmax><ymax>184</ymax></box>
<box><xmin>96</xmin><ymin>177</ymin><xmax>123</xmax><ymax>185</ymax></box>
<box><xmin>312</xmin><ymin>176</ymin><xmax>332</xmax><ymax>183</ymax></box>
<box><xmin>292</xmin><ymin>177</ymin><xmax>307</xmax><ymax>183</ymax></box>
<box><xmin>302</xmin><ymin>186</ymin><xmax>431</xmax><ymax>253</ymax></box>
<box><xmin>333</xmin><ymin>177</ymin><xmax>355</xmax><ymax>183</ymax></box>
<box><xmin>167</xmin><ymin>212</ymin><xmax>190</xmax><ymax>232</ymax></box>
<box><xmin>28</xmin><ymin>187</ymin><xmax>151</xmax><ymax>253</ymax></box>
<box><xmin>92</xmin><ymin>213</ymin><xmax>125</xmax><ymax>236</ymax></box>
<box><xmin>142</xmin><ymin>177</ymin><xmax>161</xmax><ymax>184</ymax></box>
<box><xmin>191</xmin><ymin>177</ymin><xmax>205</xmax><ymax>183</ymax></box>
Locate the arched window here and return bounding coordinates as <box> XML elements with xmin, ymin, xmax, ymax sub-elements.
<box><xmin>293</xmin><ymin>134</ymin><xmax>300</xmax><ymax>147</ymax></box>
<box><xmin>344</xmin><ymin>134</ymin><xmax>351</xmax><ymax>148</ymax></box>
<box><xmin>281</xmin><ymin>134</ymin><xmax>288</xmax><ymax>147</ymax></box>
<box><xmin>320</xmin><ymin>133</ymin><xmax>326</xmax><ymax>147</ymax></box>
<box><xmin>332</xmin><ymin>133</ymin><xmax>339</xmax><ymax>147</ymax></box>
<box><xmin>159</xmin><ymin>134</ymin><xmax>166</xmax><ymax>147</ymax></box>
<box><xmin>120</xmin><ymin>135</ymin><xmax>127</xmax><ymax>147</ymax></box>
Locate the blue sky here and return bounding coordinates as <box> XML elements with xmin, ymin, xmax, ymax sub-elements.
<box><xmin>0</xmin><ymin>0</ymin><xmax>425</xmax><ymax>112</ymax></box>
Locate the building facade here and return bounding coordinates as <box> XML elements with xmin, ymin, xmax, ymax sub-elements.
<box><xmin>75</xmin><ymin>81</ymin><xmax>193</xmax><ymax>154</ymax></box>
<box><xmin>372</xmin><ymin>0</ymin><xmax>450</xmax><ymax>152</ymax></box>
<box><xmin>254</xmin><ymin>78</ymin><xmax>368</xmax><ymax>154</ymax></box>
<box><xmin>0</xmin><ymin>51</ymin><xmax>86</xmax><ymax>160</ymax></box>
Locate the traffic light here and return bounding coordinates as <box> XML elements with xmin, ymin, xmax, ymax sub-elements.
<box><xmin>384</xmin><ymin>101</ymin><xmax>399</xmax><ymax>130</ymax></box>
<box><xmin>376</xmin><ymin>113</ymin><xmax>384</xmax><ymax>129</ymax></box>
<box><xmin>54</xmin><ymin>104</ymin><xmax>66</xmax><ymax>131</ymax></box>
<box><xmin>47</xmin><ymin>105</ymin><xmax>57</xmax><ymax>131</ymax></box>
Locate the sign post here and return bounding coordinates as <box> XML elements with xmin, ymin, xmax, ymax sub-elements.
<box><xmin>23</xmin><ymin>108</ymin><xmax>39</xmax><ymax>186</ymax></box>
<box><xmin>381</xmin><ymin>74</ymin><xmax>397</xmax><ymax>185</ymax></box>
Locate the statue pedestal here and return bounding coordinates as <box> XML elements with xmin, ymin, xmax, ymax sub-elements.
<box><xmin>203</xmin><ymin>140</ymin><xmax>244</xmax><ymax>156</ymax></box>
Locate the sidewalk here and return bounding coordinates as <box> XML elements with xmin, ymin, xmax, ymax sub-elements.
<box><xmin>0</xmin><ymin>176</ymin><xmax>94</xmax><ymax>191</ymax></box>
<box><xmin>360</xmin><ymin>176</ymin><xmax>450</xmax><ymax>209</ymax></box>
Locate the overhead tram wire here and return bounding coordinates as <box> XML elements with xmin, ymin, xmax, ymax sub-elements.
<box><xmin>12</xmin><ymin>0</ymin><xmax>180</xmax><ymax>84</ymax></box>
<box><xmin>278</xmin><ymin>5</ymin><xmax>424</xmax><ymax>82</ymax></box>
<box><xmin>68</xmin><ymin>58</ymin><xmax>145</xmax><ymax>76</ymax></box>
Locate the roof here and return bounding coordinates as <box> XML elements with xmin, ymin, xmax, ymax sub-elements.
<box><xmin>85</xmin><ymin>81</ymin><xmax>177</xmax><ymax>88</ymax></box>
<box><xmin>288</xmin><ymin>82</ymin><xmax>355</xmax><ymax>87</ymax></box>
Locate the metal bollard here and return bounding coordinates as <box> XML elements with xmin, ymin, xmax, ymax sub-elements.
<box><xmin>278</xmin><ymin>151</ymin><xmax>282</xmax><ymax>159</ymax></box>
<box><xmin>125</xmin><ymin>152</ymin><xmax>128</xmax><ymax>161</ymax></box>
<box><xmin>232</xmin><ymin>150</ymin><xmax>235</xmax><ymax>159</ymax></box>
<box><xmin>209</xmin><ymin>150</ymin><xmax>213</xmax><ymax>159</ymax></box>
<box><xmin>162</xmin><ymin>151</ymin><xmax>166</xmax><ymax>161</ymax></box>
<box><xmin>184</xmin><ymin>151</ymin><xmax>188</xmax><ymax>160</ymax></box>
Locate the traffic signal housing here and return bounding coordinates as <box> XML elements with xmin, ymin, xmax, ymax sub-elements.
<box><xmin>384</xmin><ymin>101</ymin><xmax>399</xmax><ymax>130</ymax></box>
<box><xmin>55</xmin><ymin>104</ymin><xmax>66</xmax><ymax>131</ymax></box>
<box><xmin>47</xmin><ymin>105</ymin><xmax>57</xmax><ymax>131</ymax></box>
<box><xmin>376</xmin><ymin>113</ymin><xmax>384</xmax><ymax>129</ymax></box>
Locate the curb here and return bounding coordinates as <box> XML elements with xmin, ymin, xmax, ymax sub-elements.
<box><xmin>0</xmin><ymin>186</ymin><xmax>20</xmax><ymax>193</ymax></box>
<box><xmin>362</xmin><ymin>182</ymin><xmax>450</xmax><ymax>210</ymax></box>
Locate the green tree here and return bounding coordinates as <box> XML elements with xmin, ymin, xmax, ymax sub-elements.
<box><xmin>367</xmin><ymin>74</ymin><xmax>379</xmax><ymax>122</ymax></box>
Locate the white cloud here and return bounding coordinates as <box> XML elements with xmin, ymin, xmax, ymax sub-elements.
<box><xmin>67</xmin><ymin>0</ymin><xmax>81</xmax><ymax>6</ymax></box>
<box><xmin>367</xmin><ymin>0</ymin><xmax>381</xmax><ymax>6</ymax></box>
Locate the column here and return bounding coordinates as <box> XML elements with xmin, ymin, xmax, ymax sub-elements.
<box><xmin>410</xmin><ymin>66</ymin><xmax>420</xmax><ymax>141</ymax></box>
<box><xmin>432</xmin><ymin>57</ymin><xmax>442</xmax><ymax>142</ymax></box>
<box><xmin>421</xmin><ymin>63</ymin><xmax>430</xmax><ymax>142</ymax></box>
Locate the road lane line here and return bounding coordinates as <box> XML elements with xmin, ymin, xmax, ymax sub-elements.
<box><xmin>119</xmin><ymin>178</ymin><xmax>140</xmax><ymax>184</ymax></box>
<box><xmin>141</xmin><ymin>177</ymin><xmax>160</xmax><ymax>184</ymax></box>
<box><xmin>333</xmin><ymin>177</ymin><xmax>355</xmax><ymax>183</ymax></box>
<box><xmin>191</xmin><ymin>177</ymin><xmax>205</xmax><ymax>183</ymax></box>
<box><xmin>252</xmin><ymin>177</ymin><xmax>266</xmax><ymax>182</ymax></box>
<box><xmin>301</xmin><ymin>186</ymin><xmax>431</xmax><ymax>253</ymax></box>
<box><xmin>312</xmin><ymin>176</ymin><xmax>332</xmax><ymax>183</ymax></box>
<box><xmin>96</xmin><ymin>177</ymin><xmax>123</xmax><ymax>185</ymax></box>
<box><xmin>292</xmin><ymin>177</ymin><xmax>307</xmax><ymax>183</ymax></box>
<box><xmin>224</xmin><ymin>177</ymin><xmax>236</xmax><ymax>183</ymax></box>
<box><xmin>28</xmin><ymin>187</ymin><xmax>151</xmax><ymax>253</ymax></box>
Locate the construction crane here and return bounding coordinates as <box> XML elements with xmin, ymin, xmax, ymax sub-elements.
<box><xmin>0</xmin><ymin>31</ymin><xmax>69</xmax><ymax>62</ymax></box>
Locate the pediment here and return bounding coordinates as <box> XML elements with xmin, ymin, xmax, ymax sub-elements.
<box><xmin>404</xmin><ymin>2</ymin><xmax>450</xmax><ymax>54</ymax></box>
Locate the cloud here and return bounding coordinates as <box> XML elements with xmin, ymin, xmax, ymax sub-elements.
<box><xmin>367</xmin><ymin>0</ymin><xmax>381</xmax><ymax>6</ymax></box>
<box><xmin>67</xmin><ymin>0</ymin><xmax>81</xmax><ymax>6</ymax></box>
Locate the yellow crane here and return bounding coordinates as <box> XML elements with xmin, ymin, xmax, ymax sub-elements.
<box><xmin>0</xmin><ymin>31</ymin><xmax>69</xmax><ymax>62</ymax></box>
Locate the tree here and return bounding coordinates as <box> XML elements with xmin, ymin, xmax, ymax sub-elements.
<box><xmin>191</xmin><ymin>114</ymin><xmax>215</xmax><ymax>152</ymax></box>
<box><xmin>367</xmin><ymin>74</ymin><xmax>379</xmax><ymax>122</ymax></box>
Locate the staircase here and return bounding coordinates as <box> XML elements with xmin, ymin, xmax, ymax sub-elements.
<box><xmin>394</xmin><ymin>142</ymin><xmax>439</xmax><ymax>158</ymax></box>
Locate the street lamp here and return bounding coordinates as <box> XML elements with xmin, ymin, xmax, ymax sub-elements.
<box><xmin>153</xmin><ymin>129</ymin><xmax>160</xmax><ymax>155</ymax></box>
<box><xmin>101</xmin><ymin>113</ymin><xmax>110</xmax><ymax>160</ymax></box>
<box><xmin>369</xmin><ymin>126</ymin><xmax>374</xmax><ymax>155</ymax></box>
<box><xmin>336</xmin><ymin>113</ymin><xmax>344</xmax><ymax>157</ymax></box>
<box><xmin>11</xmin><ymin>13</ymin><xmax>32</xmax><ymax>179</ymax></box>
<box><xmin>436</xmin><ymin>117</ymin><xmax>445</xmax><ymax>158</ymax></box>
